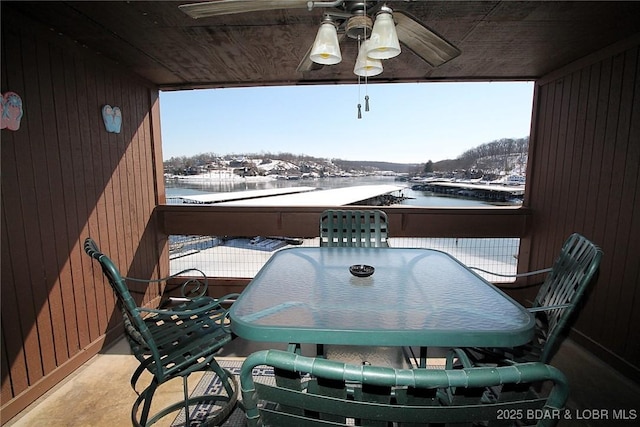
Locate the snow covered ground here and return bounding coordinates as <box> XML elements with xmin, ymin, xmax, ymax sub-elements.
<box><xmin>170</xmin><ymin>237</ymin><xmax>520</xmax><ymax>283</ymax></box>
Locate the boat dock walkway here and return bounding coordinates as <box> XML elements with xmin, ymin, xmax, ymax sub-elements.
<box><xmin>215</xmin><ymin>185</ymin><xmax>406</xmax><ymax>206</ymax></box>
<box><xmin>412</xmin><ymin>181</ymin><xmax>524</xmax><ymax>202</ymax></box>
<box><xmin>169</xmin><ymin>186</ymin><xmax>317</xmax><ymax>204</ymax></box>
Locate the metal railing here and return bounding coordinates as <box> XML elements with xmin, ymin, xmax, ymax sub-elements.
<box><xmin>158</xmin><ymin>205</ymin><xmax>530</xmax><ymax>283</ymax></box>
<box><xmin>168</xmin><ymin>234</ymin><xmax>520</xmax><ymax>282</ymax></box>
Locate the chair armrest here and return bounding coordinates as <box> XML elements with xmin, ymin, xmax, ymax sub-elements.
<box><xmin>124</xmin><ymin>268</ymin><xmax>210</xmax><ymax>298</ymax></box>
<box><xmin>528</xmin><ymin>304</ymin><xmax>572</xmax><ymax>312</ymax></box>
<box><xmin>468</xmin><ymin>266</ymin><xmax>552</xmax><ymax>278</ymax></box>
<box><xmin>242</xmin><ymin>349</ymin><xmax>569</xmax><ymax>396</ymax></box>
<box><xmin>137</xmin><ymin>293</ymin><xmax>239</xmax><ymax>317</ymax></box>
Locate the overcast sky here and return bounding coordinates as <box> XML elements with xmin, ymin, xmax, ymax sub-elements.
<box><xmin>159</xmin><ymin>81</ymin><xmax>534</xmax><ymax>164</ymax></box>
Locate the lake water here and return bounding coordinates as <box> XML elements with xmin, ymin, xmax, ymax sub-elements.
<box><xmin>165</xmin><ymin>175</ymin><xmax>512</xmax><ymax>207</ymax></box>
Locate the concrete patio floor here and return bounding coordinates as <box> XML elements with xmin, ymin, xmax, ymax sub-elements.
<box><xmin>3</xmin><ymin>337</ymin><xmax>303</xmax><ymax>427</ymax></box>
<box><xmin>5</xmin><ymin>336</ymin><xmax>640</xmax><ymax>426</ymax></box>
<box><xmin>4</xmin><ymin>338</ymin><xmax>183</xmax><ymax>427</ymax></box>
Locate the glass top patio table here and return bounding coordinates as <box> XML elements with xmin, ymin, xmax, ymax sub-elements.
<box><xmin>229</xmin><ymin>247</ymin><xmax>535</xmax><ymax>348</ymax></box>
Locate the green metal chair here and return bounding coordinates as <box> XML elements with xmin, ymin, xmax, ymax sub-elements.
<box><xmin>240</xmin><ymin>349</ymin><xmax>569</xmax><ymax>427</ymax></box>
<box><xmin>319</xmin><ymin>209</ymin><xmax>406</xmax><ymax>366</ymax></box>
<box><xmin>456</xmin><ymin>233</ymin><xmax>603</xmax><ymax>366</ymax></box>
<box><xmin>320</xmin><ymin>209</ymin><xmax>389</xmax><ymax>247</ymax></box>
<box><xmin>83</xmin><ymin>237</ymin><xmax>239</xmax><ymax>426</ymax></box>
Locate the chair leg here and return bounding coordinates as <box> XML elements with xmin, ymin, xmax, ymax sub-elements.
<box><xmin>132</xmin><ymin>379</ymin><xmax>159</xmax><ymax>427</ymax></box>
<box><xmin>208</xmin><ymin>360</ymin><xmax>240</xmax><ymax>422</ymax></box>
<box><xmin>210</xmin><ymin>359</ymin><xmax>234</xmax><ymax>397</ymax></box>
<box><xmin>183</xmin><ymin>375</ymin><xmax>191</xmax><ymax>426</ymax></box>
<box><xmin>419</xmin><ymin>346</ymin><xmax>428</xmax><ymax>368</ymax></box>
<box><xmin>131</xmin><ymin>365</ymin><xmax>239</xmax><ymax>426</ymax></box>
<box><xmin>405</xmin><ymin>346</ymin><xmax>428</xmax><ymax>368</ymax></box>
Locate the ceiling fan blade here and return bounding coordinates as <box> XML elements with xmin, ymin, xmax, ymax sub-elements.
<box><xmin>179</xmin><ymin>0</ymin><xmax>311</xmax><ymax>18</ymax></box>
<box><xmin>394</xmin><ymin>10</ymin><xmax>461</xmax><ymax>68</ymax></box>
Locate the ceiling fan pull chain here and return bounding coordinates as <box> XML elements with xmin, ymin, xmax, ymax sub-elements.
<box><xmin>362</xmin><ymin>4</ymin><xmax>369</xmax><ymax>115</ymax></box>
<box><xmin>364</xmin><ymin>71</ymin><xmax>369</xmax><ymax>112</ymax></box>
<box><xmin>356</xmin><ymin>58</ymin><xmax>362</xmax><ymax>119</ymax></box>
<box><xmin>364</xmin><ymin>74</ymin><xmax>370</xmax><ymax>112</ymax></box>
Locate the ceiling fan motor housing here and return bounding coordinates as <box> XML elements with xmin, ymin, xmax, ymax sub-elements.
<box><xmin>345</xmin><ymin>14</ymin><xmax>373</xmax><ymax>39</ymax></box>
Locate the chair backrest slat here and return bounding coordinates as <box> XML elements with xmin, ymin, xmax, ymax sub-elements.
<box><xmin>241</xmin><ymin>350</ymin><xmax>569</xmax><ymax>427</ymax></box>
<box><xmin>320</xmin><ymin>209</ymin><xmax>388</xmax><ymax>247</ymax></box>
<box><xmin>84</xmin><ymin>238</ymin><xmax>162</xmax><ymax>366</ymax></box>
<box><xmin>532</xmin><ymin>233</ymin><xmax>603</xmax><ymax>363</ymax></box>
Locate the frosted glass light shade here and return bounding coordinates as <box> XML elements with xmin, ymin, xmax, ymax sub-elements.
<box><xmin>367</xmin><ymin>8</ymin><xmax>401</xmax><ymax>59</ymax></box>
<box><xmin>310</xmin><ymin>22</ymin><xmax>342</xmax><ymax>65</ymax></box>
<box><xmin>354</xmin><ymin>41</ymin><xmax>383</xmax><ymax>76</ymax></box>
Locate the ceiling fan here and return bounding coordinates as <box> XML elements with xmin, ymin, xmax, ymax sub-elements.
<box><xmin>179</xmin><ymin>1</ymin><xmax>461</xmax><ymax>74</ymax></box>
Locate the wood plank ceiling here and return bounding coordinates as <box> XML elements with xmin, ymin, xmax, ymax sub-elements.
<box><xmin>5</xmin><ymin>1</ymin><xmax>640</xmax><ymax>90</ymax></box>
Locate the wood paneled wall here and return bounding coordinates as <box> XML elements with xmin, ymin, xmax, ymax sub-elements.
<box><xmin>1</xmin><ymin>11</ymin><xmax>167</xmax><ymax>420</ymax></box>
<box><xmin>524</xmin><ymin>37</ymin><xmax>640</xmax><ymax>381</ymax></box>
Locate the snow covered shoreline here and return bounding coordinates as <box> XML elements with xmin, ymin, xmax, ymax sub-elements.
<box><xmin>165</xmin><ymin>170</ymin><xmax>278</xmax><ymax>183</ymax></box>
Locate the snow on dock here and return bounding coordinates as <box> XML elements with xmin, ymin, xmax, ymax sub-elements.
<box><xmin>411</xmin><ymin>181</ymin><xmax>524</xmax><ymax>202</ymax></box>
<box><xmin>426</xmin><ymin>182</ymin><xmax>525</xmax><ymax>194</ymax></box>
<box><xmin>215</xmin><ymin>185</ymin><xmax>406</xmax><ymax>206</ymax></box>
<box><xmin>175</xmin><ymin>186</ymin><xmax>317</xmax><ymax>204</ymax></box>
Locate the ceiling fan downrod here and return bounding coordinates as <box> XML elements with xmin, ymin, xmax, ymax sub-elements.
<box><xmin>306</xmin><ymin>1</ymin><xmax>345</xmax><ymax>12</ymax></box>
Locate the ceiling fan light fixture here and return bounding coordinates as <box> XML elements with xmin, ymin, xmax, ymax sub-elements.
<box><xmin>354</xmin><ymin>40</ymin><xmax>383</xmax><ymax>77</ymax></box>
<box><xmin>310</xmin><ymin>18</ymin><xmax>342</xmax><ymax>65</ymax></box>
<box><xmin>367</xmin><ymin>6</ymin><xmax>401</xmax><ymax>60</ymax></box>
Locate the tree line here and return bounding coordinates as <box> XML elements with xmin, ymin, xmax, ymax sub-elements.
<box><xmin>163</xmin><ymin>137</ymin><xmax>529</xmax><ymax>175</ymax></box>
<box><xmin>426</xmin><ymin>137</ymin><xmax>529</xmax><ymax>173</ymax></box>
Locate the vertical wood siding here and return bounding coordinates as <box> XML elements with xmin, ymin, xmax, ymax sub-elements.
<box><xmin>1</xmin><ymin>12</ymin><xmax>167</xmax><ymax>419</ymax></box>
<box><xmin>526</xmin><ymin>42</ymin><xmax>639</xmax><ymax>379</ymax></box>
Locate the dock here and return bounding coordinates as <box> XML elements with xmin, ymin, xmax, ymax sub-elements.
<box><xmin>411</xmin><ymin>181</ymin><xmax>524</xmax><ymax>202</ymax></box>
<box><xmin>168</xmin><ymin>184</ymin><xmax>408</xmax><ymax>260</ymax></box>
<box><xmin>169</xmin><ymin>186</ymin><xmax>317</xmax><ymax>204</ymax></box>
<box><xmin>215</xmin><ymin>185</ymin><xmax>407</xmax><ymax>206</ymax></box>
